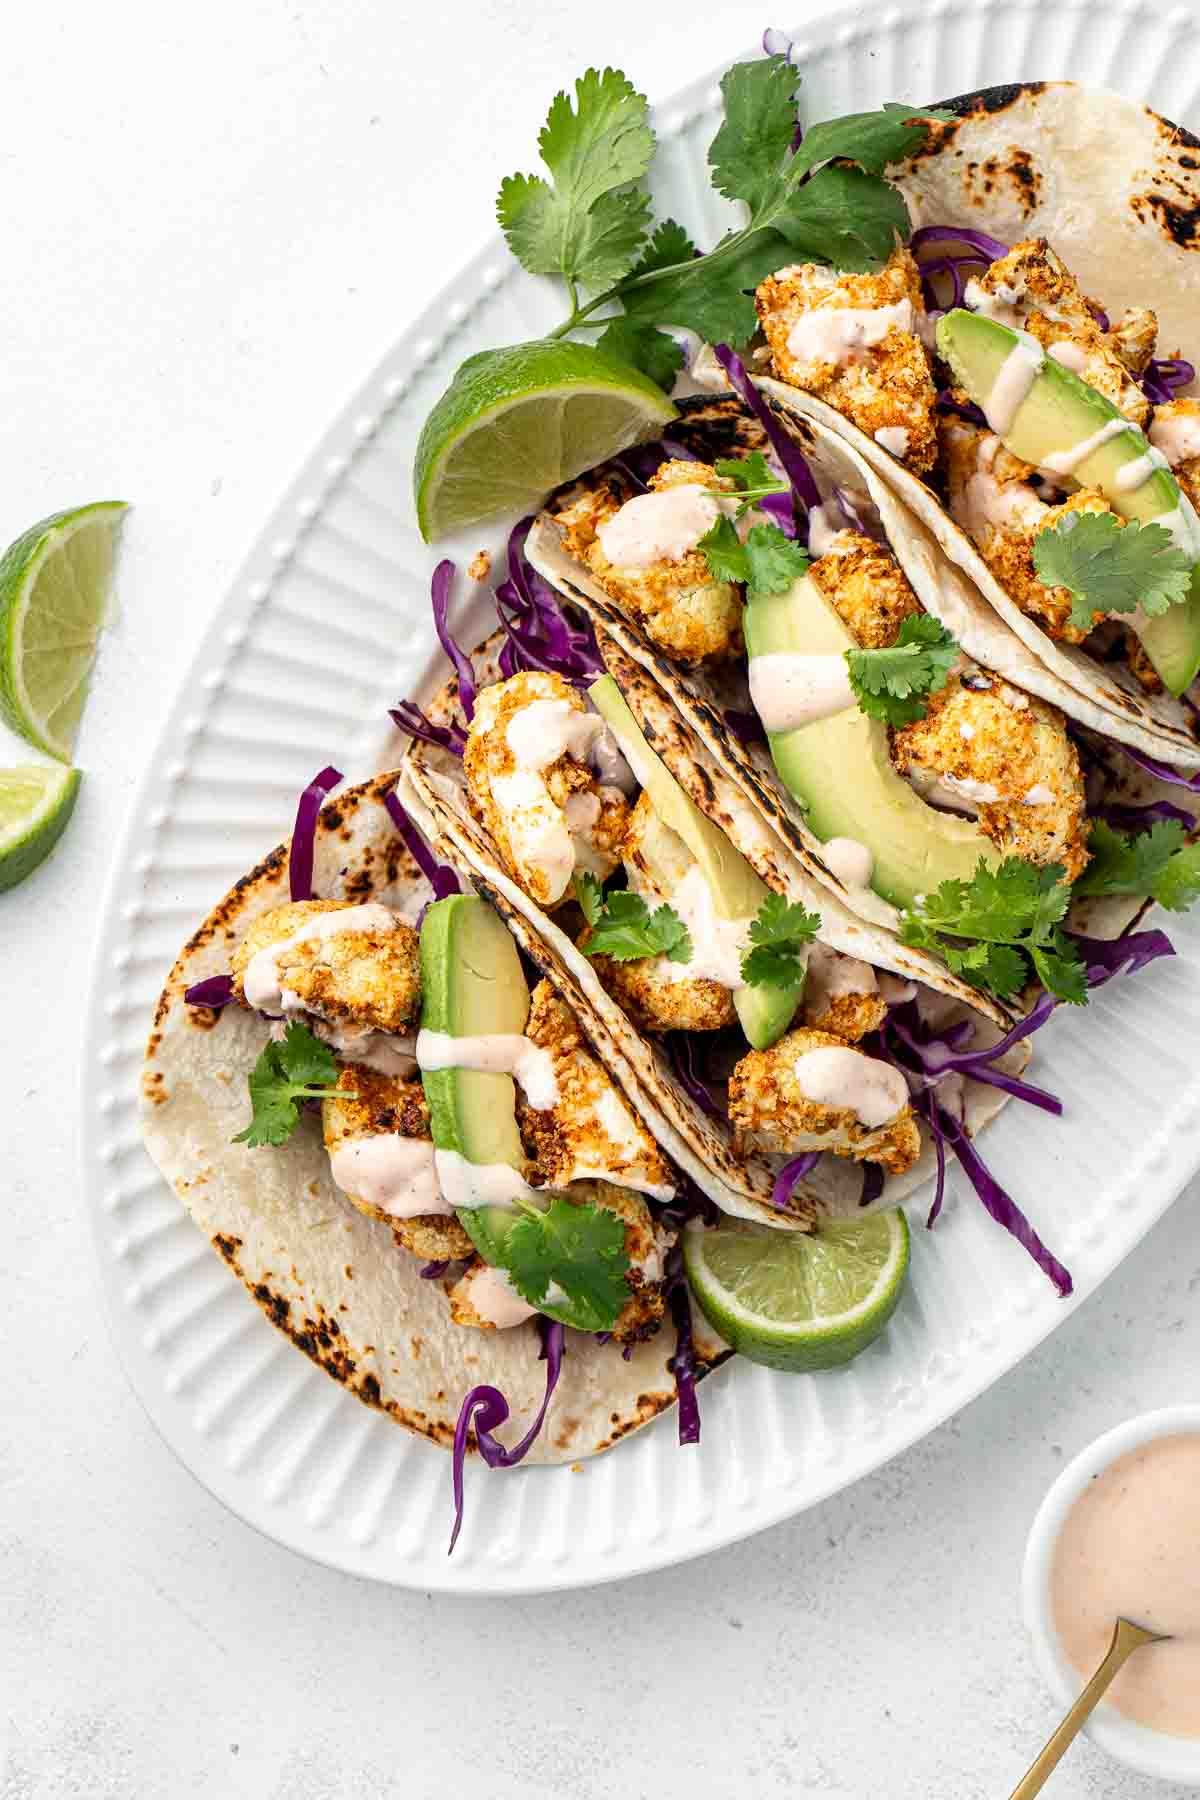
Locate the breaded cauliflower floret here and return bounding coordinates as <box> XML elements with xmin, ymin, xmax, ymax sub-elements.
<box><xmin>516</xmin><ymin>980</ymin><xmax>674</xmax><ymax>1200</ymax></box>
<box><xmin>448</xmin><ymin>1181</ymin><xmax>673</xmax><ymax>1343</ymax></box>
<box><xmin>890</xmin><ymin>674</ymin><xmax>1090</xmax><ymax>880</ymax></box>
<box><xmin>802</xmin><ymin>945</ymin><xmax>888</xmax><ymax>1042</ymax></box>
<box><xmin>321</xmin><ymin>1064</ymin><xmax>474</xmax><ymax>1259</ymax></box>
<box><xmin>966</xmin><ymin>239</ymin><xmax>1151</xmax><ymax>426</ymax></box>
<box><xmin>555</xmin><ymin>458</ymin><xmax>744</xmax><ymax>666</ymax></box>
<box><xmin>583</xmin><ymin>794</ymin><xmax>737</xmax><ymax>1033</ymax></box>
<box><xmin>728</xmin><ymin>1027</ymin><xmax>920</xmax><ymax>1174</ymax></box>
<box><xmin>1110</xmin><ymin>306</ymin><xmax>1159</xmax><ymax>378</ymax></box>
<box><xmin>755</xmin><ymin>247</ymin><xmax>938</xmax><ymax>472</ymax></box>
<box><xmin>940</xmin><ymin>420</ymin><xmax>1110</xmax><ymax>644</ymax></box>
<box><xmin>232</xmin><ymin>899</ymin><xmax>421</xmax><ymax>1033</ymax></box>
<box><xmin>808</xmin><ymin>532</ymin><xmax>923</xmax><ymax>648</ymax></box>
<box><xmin>464</xmin><ymin>671</ymin><xmax>629</xmax><ymax>908</ymax></box>
<box><xmin>1149</xmin><ymin>398</ymin><xmax>1200</xmax><ymax>516</ymax></box>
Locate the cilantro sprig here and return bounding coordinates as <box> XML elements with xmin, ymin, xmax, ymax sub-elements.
<box><xmin>1032</xmin><ymin>512</ymin><xmax>1194</xmax><ymax>634</ymax></box>
<box><xmin>1074</xmin><ymin>819</ymin><xmax>1200</xmax><ymax>912</ymax></box>
<box><xmin>233</xmin><ymin>1022</ymin><xmax>349</xmax><ymax>1148</ymax></box>
<box><xmin>845</xmin><ymin>615</ymin><xmax>960</xmax><ymax>727</ymax></box>
<box><xmin>709</xmin><ymin>452</ymin><xmax>790</xmax><ymax>517</ymax></box>
<box><xmin>575</xmin><ymin>871</ymin><xmax>692</xmax><ymax>963</ymax></box>
<box><xmin>899</xmin><ymin>857</ymin><xmax>1088</xmax><ymax>1004</ymax></box>
<box><xmin>494</xmin><ymin>56</ymin><xmax>952</xmax><ymax>385</ymax></box>
<box><xmin>699</xmin><ymin>517</ymin><xmax>811</xmax><ymax>597</ymax></box>
<box><xmin>503</xmin><ymin>1193</ymin><xmax>631</xmax><ymax>1331</ymax></box>
<box><xmin>740</xmin><ymin>893</ymin><xmax>820</xmax><ymax>988</ymax></box>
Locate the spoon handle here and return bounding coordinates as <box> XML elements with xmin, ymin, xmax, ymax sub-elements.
<box><xmin>1009</xmin><ymin>1619</ymin><xmax>1158</xmax><ymax>1799</ymax></box>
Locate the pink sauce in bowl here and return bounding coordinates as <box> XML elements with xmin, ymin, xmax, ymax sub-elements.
<box><xmin>1050</xmin><ymin>1434</ymin><xmax>1200</xmax><ymax>1738</ymax></box>
<box><xmin>1024</xmin><ymin>1408</ymin><xmax>1200</xmax><ymax>1786</ymax></box>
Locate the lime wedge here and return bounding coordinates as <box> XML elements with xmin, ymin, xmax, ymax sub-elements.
<box><xmin>0</xmin><ymin>501</ymin><xmax>128</xmax><ymax>761</ymax></box>
<box><xmin>683</xmin><ymin>1209</ymin><xmax>910</xmax><ymax>1373</ymax></box>
<box><xmin>414</xmin><ymin>340</ymin><xmax>677</xmax><ymax>541</ymax></box>
<box><xmin>0</xmin><ymin>763</ymin><xmax>81</xmax><ymax>892</ymax></box>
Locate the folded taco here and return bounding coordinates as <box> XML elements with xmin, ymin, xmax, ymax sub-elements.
<box><xmin>737</xmin><ymin>81</ymin><xmax>1200</xmax><ymax>763</ymax></box>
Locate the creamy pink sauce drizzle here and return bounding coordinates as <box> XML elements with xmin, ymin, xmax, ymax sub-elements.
<box><xmin>595</xmin><ymin>484</ymin><xmax>720</xmax><ymax>568</ymax></box>
<box><xmin>328</xmin><ymin>1134</ymin><xmax>449</xmax><ymax>1217</ymax></box>
<box><xmin>982</xmin><ymin>336</ymin><xmax>1045</xmax><ymax>435</ymax></box>
<box><xmin>1050</xmin><ymin>1433</ymin><xmax>1200</xmax><ymax>1738</ymax></box>
<box><xmin>748</xmin><ymin>650</ymin><xmax>856</xmax><ymax>732</ymax></box>
<box><xmin>792</xmin><ymin>1046</ymin><xmax>908</xmax><ymax>1128</ymax></box>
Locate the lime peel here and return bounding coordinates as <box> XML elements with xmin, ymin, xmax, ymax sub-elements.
<box><xmin>0</xmin><ymin>764</ymin><xmax>82</xmax><ymax>893</ymax></box>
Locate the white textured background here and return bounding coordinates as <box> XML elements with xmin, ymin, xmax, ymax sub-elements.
<box><xmin>4</xmin><ymin>2</ymin><xmax>1200</xmax><ymax>1795</ymax></box>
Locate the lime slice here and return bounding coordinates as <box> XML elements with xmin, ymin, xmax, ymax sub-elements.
<box><xmin>0</xmin><ymin>763</ymin><xmax>82</xmax><ymax>892</ymax></box>
<box><xmin>0</xmin><ymin>501</ymin><xmax>128</xmax><ymax>761</ymax></box>
<box><xmin>414</xmin><ymin>340</ymin><xmax>677</xmax><ymax>541</ymax></box>
<box><xmin>683</xmin><ymin>1209</ymin><xmax>910</xmax><ymax>1373</ymax></box>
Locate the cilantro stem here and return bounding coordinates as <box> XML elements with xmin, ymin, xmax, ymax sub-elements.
<box><xmin>545</xmin><ymin>228</ymin><xmax>757</xmax><ymax>340</ymax></box>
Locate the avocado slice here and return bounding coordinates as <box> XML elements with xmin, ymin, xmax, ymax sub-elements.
<box><xmin>937</xmin><ymin>308</ymin><xmax>1200</xmax><ymax>695</ymax></box>
<box><xmin>588</xmin><ymin>674</ymin><xmax>801</xmax><ymax>1048</ymax></box>
<box><xmin>419</xmin><ymin>894</ymin><xmax>533</xmax><ymax>1275</ymax></box>
<box><xmin>743</xmin><ymin>575</ymin><xmax>999</xmax><ymax>911</ymax></box>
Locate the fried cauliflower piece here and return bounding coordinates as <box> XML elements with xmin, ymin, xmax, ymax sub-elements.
<box><xmin>321</xmin><ymin>1064</ymin><xmax>474</xmax><ymax>1259</ymax></box>
<box><xmin>1110</xmin><ymin>306</ymin><xmax>1159</xmax><ymax>378</ymax></box>
<box><xmin>755</xmin><ymin>247</ymin><xmax>939</xmax><ymax>473</ymax></box>
<box><xmin>890</xmin><ymin>673</ymin><xmax>1090</xmax><ymax>880</ymax></box>
<box><xmin>729</xmin><ymin>1027</ymin><xmax>920</xmax><ymax>1174</ymax></box>
<box><xmin>1149</xmin><ymin>398</ymin><xmax>1200</xmax><ymax>515</ymax></box>
<box><xmin>941</xmin><ymin>419</ymin><xmax>1111</xmax><ymax>644</ymax></box>
<box><xmin>808</xmin><ymin>532</ymin><xmax>923</xmax><ymax>647</ymax></box>
<box><xmin>463</xmin><ymin>671</ymin><xmax>629</xmax><ymax>908</ymax></box>
<box><xmin>516</xmin><ymin>980</ymin><xmax>674</xmax><ymax>1201</ymax></box>
<box><xmin>583</xmin><ymin>793</ymin><xmax>737</xmax><ymax>1033</ymax></box>
<box><xmin>555</xmin><ymin>458</ymin><xmax>744</xmax><ymax>665</ymax></box>
<box><xmin>966</xmin><ymin>239</ymin><xmax>1151</xmax><ymax>426</ymax></box>
<box><xmin>232</xmin><ymin>899</ymin><xmax>421</xmax><ymax>1034</ymax></box>
<box><xmin>447</xmin><ymin>1181</ymin><xmax>673</xmax><ymax>1344</ymax></box>
<box><xmin>802</xmin><ymin>945</ymin><xmax>888</xmax><ymax>1042</ymax></box>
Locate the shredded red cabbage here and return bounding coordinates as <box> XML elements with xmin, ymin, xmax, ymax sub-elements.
<box><xmin>183</xmin><ymin>974</ymin><xmax>236</xmax><ymax>1010</ymax></box>
<box><xmin>1066</xmin><ymin>928</ymin><xmax>1176</xmax><ymax>988</ymax></box>
<box><xmin>431</xmin><ymin>559</ymin><xmax>477</xmax><ymax>722</ymax></box>
<box><xmin>665</xmin><ymin>1245</ymin><xmax>701</xmax><ymax>1445</ymax></box>
<box><xmin>772</xmin><ymin>1152</ymin><xmax>821</xmax><ymax>1209</ymax></box>
<box><xmin>668</xmin><ymin>1033</ymin><xmax>724</xmax><ymax>1119</ymax></box>
<box><xmin>859</xmin><ymin>1163</ymin><xmax>885</xmax><ymax>1208</ymax></box>
<box><xmin>289</xmin><ymin>764</ymin><xmax>343</xmax><ymax>903</ymax></box>
<box><xmin>420</xmin><ymin>1259</ymin><xmax>449</xmax><ymax>1280</ymax></box>
<box><xmin>382</xmin><ymin>788</ymin><xmax>460</xmax><ymax>900</ymax></box>
<box><xmin>930</xmin><ymin>1092</ymin><xmax>1073</xmax><ymax>1296</ymax></box>
<box><xmin>448</xmin><ymin>1316</ymin><xmax>565</xmax><ymax>1554</ymax></box>
<box><xmin>936</xmin><ymin>386</ymin><xmax>987</xmax><ymax>426</ymax></box>
<box><xmin>494</xmin><ymin>517</ymin><xmax>605</xmax><ymax>686</ymax></box>
<box><xmin>1100</xmin><ymin>799</ymin><xmax>1196</xmax><ymax>831</ymax></box>
<box><xmin>724</xmin><ymin>708</ymin><xmax>768</xmax><ymax>745</ymax></box>
<box><xmin>756</xmin><ymin>487</ymin><xmax>800</xmax><ymax>537</ymax></box>
<box><xmin>713</xmin><ymin>345</ymin><xmax>821</xmax><ymax>510</ymax></box>
<box><xmin>390</xmin><ymin>701</ymin><xmax>466</xmax><ymax>757</ymax></box>
<box><xmin>1143</xmin><ymin>357</ymin><xmax>1196</xmax><ymax>405</ymax></box>
<box><xmin>911</xmin><ymin>224</ymin><xmax>1007</xmax><ymax>311</ymax></box>
<box><xmin>1112</xmin><ymin>745</ymin><xmax>1200</xmax><ymax>794</ymax></box>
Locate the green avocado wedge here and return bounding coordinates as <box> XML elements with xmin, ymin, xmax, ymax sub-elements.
<box><xmin>588</xmin><ymin>674</ymin><xmax>803</xmax><ymax>1048</ymax></box>
<box><xmin>743</xmin><ymin>574</ymin><xmax>999</xmax><ymax>911</ymax></box>
<box><xmin>936</xmin><ymin>308</ymin><xmax>1200</xmax><ymax>695</ymax></box>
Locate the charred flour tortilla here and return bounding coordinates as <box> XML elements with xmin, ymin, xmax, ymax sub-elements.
<box><xmin>140</xmin><ymin>772</ymin><xmax>724</xmax><ymax>1462</ymax></box>
<box><xmin>400</xmin><ymin>626</ymin><xmax>1040</xmax><ymax>1229</ymax></box>
<box><xmin>755</xmin><ymin>82</ymin><xmax>1200</xmax><ymax>765</ymax></box>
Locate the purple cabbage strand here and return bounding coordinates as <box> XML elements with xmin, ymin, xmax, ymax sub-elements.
<box><xmin>382</xmin><ymin>788</ymin><xmax>460</xmax><ymax>901</ymax></box>
<box><xmin>430</xmin><ymin>559</ymin><xmax>477</xmax><ymax>721</ymax></box>
<box><xmin>448</xmin><ymin>1317</ymin><xmax>565</xmax><ymax>1555</ymax></box>
<box><xmin>289</xmin><ymin>764</ymin><xmax>343</xmax><ymax>903</ymax></box>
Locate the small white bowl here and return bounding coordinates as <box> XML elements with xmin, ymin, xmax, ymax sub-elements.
<box><xmin>1024</xmin><ymin>1405</ymin><xmax>1200</xmax><ymax>1786</ymax></box>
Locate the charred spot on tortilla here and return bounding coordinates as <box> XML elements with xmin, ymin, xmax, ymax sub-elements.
<box><xmin>1131</xmin><ymin>188</ymin><xmax>1200</xmax><ymax>252</ymax></box>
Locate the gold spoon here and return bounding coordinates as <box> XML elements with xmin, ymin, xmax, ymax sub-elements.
<box><xmin>1009</xmin><ymin>1617</ymin><xmax>1170</xmax><ymax>1798</ymax></box>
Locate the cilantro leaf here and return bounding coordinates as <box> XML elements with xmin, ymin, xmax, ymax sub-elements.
<box><xmin>708</xmin><ymin>54</ymin><xmax>802</xmax><ymax>213</ymax></box>
<box><xmin>504</xmin><ymin>1194</ymin><xmax>631</xmax><ymax>1332</ymax></box>
<box><xmin>1032</xmin><ymin>512</ymin><xmax>1194</xmax><ymax>633</ymax></box>
<box><xmin>496</xmin><ymin>69</ymin><xmax>655</xmax><ymax>289</ymax></box>
<box><xmin>1074</xmin><ymin>818</ymin><xmax>1200</xmax><ymax>913</ymax></box>
<box><xmin>620</xmin><ymin>225</ymin><xmax>795</xmax><ymax>345</ymax></box>
<box><xmin>594</xmin><ymin>315</ymin><xmax>682</xmax><ymax>390</ymax></box>
<box><xmin>899</xmin><ymin>857</ymin><xmax>1086</xmax><ymax>1003</ymax></box>
<box><xmin>845</xmin><ymin>614</ymin><xmax>960</xmax><ymax>727</ymax></box>
<box><xmin>740</xmin><ymin>893</ymin><xmax>820</xmax><ymax>989</ymax></box>
<box><xmin>573</xmin><ymin>869</ymin><xmax>604</xmax><ymax>926</ymax></box>
<box><xmin>233</xmin><ymin>1022</ymin><xmax>345</xmax><ymax>1148</ymax></box>
<box><xmin>774</xmin><ymin>163</ymin><xmax>913</xmax><ymax>272</ymax></box>
<box><xmin>581</xmin><ymin>885</ymin><xmax>692</xmax><ymax>963</ymax></box>
<box><xmin>715</xmin><ymin>451</ymin><xmax>777</xmax><ymax>493</ymax></box>
<box><xmin>795</xmin><ymin>103</ymin><xmax>955</xmax><ymax>179</ymax></box>
<box><xmin>698</xmin><ymin>516</ymin><xmax>811</xmax><ymax>598</ymax></box>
